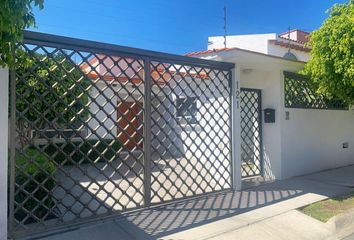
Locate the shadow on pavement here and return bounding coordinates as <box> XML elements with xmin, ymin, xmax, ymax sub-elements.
<box><xmin>36</xmin><ymin>165</ymin><xmax>354</xmax><ymax>240</ymax></box>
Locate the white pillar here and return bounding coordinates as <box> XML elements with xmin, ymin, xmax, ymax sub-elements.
<box><xmin>231</xmin><ymin>66</ymin><xmax>242</xmax><ymax>190</ymax></box>
<box><xmin>0</xmin><ymin>68</ymin><xmax>9</xmax><ymax>240</ymax></box>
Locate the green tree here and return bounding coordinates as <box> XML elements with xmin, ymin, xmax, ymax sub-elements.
<box><xmin>302</xmin><ymin>0</ymin><xmax>354</xmax><ymax>106</ymax></box>
<box><xmin>15</xmin><ymin>49</ymin><xmax>90</xmax><ymax>145</ymax></box>
<box><xmin>14</xmin><ymin>50</ymin><xmax>91</xmax><ymax>221</ymax></box>
<box><xmin>0</xmin><ymin>0</ymin><xmax>43</xmax><ymax>67</ymax></box>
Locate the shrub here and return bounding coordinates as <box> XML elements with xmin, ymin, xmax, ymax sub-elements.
<box><xmin>13</xmin><ymin>139</ymin><xmax>121</xmax><ymax>223</ymax></box>
<box><xmin>15</xmin><ymin>148</ymin><xmax>56</xmax><ymax>223</ymax></box>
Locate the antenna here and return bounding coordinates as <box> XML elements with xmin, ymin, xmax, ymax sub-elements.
<box><xmin>287</xmin><ymin>26</ymin><xmax>291</xmax><ymax>52</ymax></box>
<box><xmin>224</xmin><ymin>5</ymin><xmax>227</xmax><ymax>48</ymax></box>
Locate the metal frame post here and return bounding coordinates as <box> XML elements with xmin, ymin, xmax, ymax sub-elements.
<box><xmin>8</xmin><ymin>68</ymin><xmax>16</xmax><ymax>238</ymax></box>
<box><xmin>258</xmin><ymin>89</ymin><xmax>264</xmax><ymax>176</ymax></box>
<box><xmin>231</xmin><ymin>67</ymin><xmax>242</xmax><ymax>190</ymax></box>
<box><xmin>143</xmin><ymin>58</ymin><xmax>152</xmax><ymax>207</ymax></box>
<box><xmin>0</xmin><ymin>68</ymin><xmax>9</xmax><ymax>240</ymax></box>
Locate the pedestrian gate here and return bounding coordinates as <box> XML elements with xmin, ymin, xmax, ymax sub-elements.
<box><xmin>8</xmin><ymin>31</ymin><xmax>234</xmax><ymax>238</ymax></box>
<box><xmin>240</xmin><ymin>88</ymin><xmax>263</xmax><ymax>178</ymax></box>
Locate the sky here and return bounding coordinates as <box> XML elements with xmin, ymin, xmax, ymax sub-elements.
<box><xmin>30</xmin><ymin>0</ymin><xmax>348</xmax><ymax>55</ymax></box>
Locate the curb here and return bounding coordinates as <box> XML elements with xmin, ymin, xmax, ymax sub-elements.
<box><xmin>327</xmin><ymin>208</ymin><xmax>354</xmax><ymax>239</ymax></box>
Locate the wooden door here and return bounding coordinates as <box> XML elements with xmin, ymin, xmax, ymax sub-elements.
<box><xmin>117</xmin><ymin>101</ymin><xmax>143</xmax><ymax>150</ymax></box>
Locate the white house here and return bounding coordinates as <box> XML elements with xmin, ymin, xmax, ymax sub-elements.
<box><xmin>206</xmin><ymin>29</ymin><xmax>311</xmax><ymax>62</ymax></box>
<box><xmin>79</xmin><ymin>55</ymin><xmax>231</xmax><ymax>164</ymax></box>
<box><xmin>186</xmin><ymin>30</ymin><xmax>354</xmax><ymax>180</ymax></box>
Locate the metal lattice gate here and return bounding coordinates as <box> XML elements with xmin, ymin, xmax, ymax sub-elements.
<box><xmin>8</xmin><ymin>31</ymin><xmax>234</xmax><ymax>238</ymax></box>
<box><xmin>240</xmin><ymin>88</ymin><xmax>263</xmax><ymax>178</ymax></box>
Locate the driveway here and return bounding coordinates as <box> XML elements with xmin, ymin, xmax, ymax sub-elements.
<box><xmin>35</xmin><ymin>165</ymin><xmax>354</xmax><ymax>240</ymax></box>
<box><xmin>52</xmin><ymin>154</ymin><xmax>231</xmax><ymax>222</ymax></box>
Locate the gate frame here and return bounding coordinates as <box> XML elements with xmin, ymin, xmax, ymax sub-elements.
<box><xmin>231</xmin><ymin>68</ymin><xmax>242</xmax><ymax>190</ymax></box>
<box><xmin>0</xmin><ymin>68</ymin><xmax>9</xmax><ymax>240</ymax></box>
<box><xmin>240</xmin><ymin>87</ymin><xmax>263</xmax><ymax>178</ymax></box>
<box><xmin>7</xmin><ymin>30</ymin><xmax>238</xmax><ymax>238</ymax></box>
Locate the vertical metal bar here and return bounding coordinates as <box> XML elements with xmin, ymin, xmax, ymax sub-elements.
<box><xmin>258</xmin><ymin>90</ymin><xmax>264</xmax><ymax>177</ymax></box>
<box><xmin>231</xmin><ymin>67</ymin><xmax>242</xmax><ymax>190</ymax></box>
<box><xmin>8</xmin><ymin>67</ymin><xmax>16</xmax><ymax>236</ymax></box>
<box><xmin>228</xmin><ymin>69</ymin><xmax>234</xmax><ymax>189</ymax></box>
<box><xmin>143</xmin><ymin>58</ymin><xmax>152</xmax><ymax>206</ymax></box>
<box><xmin>0</xmin><ymin>68</ymin><xmax>10</xmax><ymax>240</ymax></box>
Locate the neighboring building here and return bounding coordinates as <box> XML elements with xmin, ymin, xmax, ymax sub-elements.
<box><xmin>207</xmin><ymin>29</ymin><xmax>311</xmax><ymax>62</ymax></box>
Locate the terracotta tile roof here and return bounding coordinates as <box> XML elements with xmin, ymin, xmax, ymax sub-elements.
<box><xmin>278</xmin><ymin>29</ymin><xmax>310</xmax><ymax>44</ymax></box>
<box><xmin>184</xmin><ymin>48</ymin><xmax>236</xmax><ymax>57</ymax></box>
<box><xmin>279</xmin><ymin>29</ymin><xmax>310</xmax><ymax>35</ymax></box>
<box><xmin>269</xmin><ymin>40</ymin><xmax>311</xmax><ymax>52</ymax></box>
<box><xmin>278</xmin><ymin>36</ymin><xmax>308</xmax><ymax>45</ymax></box>
<box><xmin>80</xmin><ymin>54</ymin><xmax>209</xmax><ymax>85</ymax></box>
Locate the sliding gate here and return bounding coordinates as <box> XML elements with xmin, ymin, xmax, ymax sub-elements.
<box><xmin>8</xmin><ymin>31</ymin><xmax>234</xmax><ymax>238</ymax></box>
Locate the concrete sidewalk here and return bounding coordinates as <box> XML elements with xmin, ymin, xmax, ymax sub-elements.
<box><xmin>203</xmin><ymin>210</ymin><xmax>334</xmax><ymax>240</ymax></box>
<box><xmin>33</xmin><ymin>165</ymin><xmax>354</xmax><ymax>240</ymax></box>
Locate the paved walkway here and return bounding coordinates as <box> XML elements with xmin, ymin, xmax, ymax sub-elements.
<box><xmin>204</xmin><ymin>210</ymin><xmax>334</xmax><ymax>240</ymax></box>
<box><xmin>34</xmin><ymin>165</ymin><xmax>354</xmax><ymax>240</ymax></box>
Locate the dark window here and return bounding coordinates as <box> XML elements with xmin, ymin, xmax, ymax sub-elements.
<box><xmin>177</xmin><ymin>97</ymin><xmax>197</xmax><ymax>124</ymax></box>
<box><xmin>283</xmin><ymin>51</ymin><xmax>298</xmax><ymax>61</ymax></box>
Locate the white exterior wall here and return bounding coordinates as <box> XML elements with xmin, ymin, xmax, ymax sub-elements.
<box><xmin>207</xmin><ymin>34</ymin><xmax>311</xmax><ymax>63</ymax></box>
<box><xmin>239</xmin><ymin>69</ymin><xmax>284</xmax><ymax>180</ymax></box>
<box><xmin>208</xmin><ymin>34</ymin><xmax>277</xmax><ymax>54</ymax></box>
<box><xmin>0</xmin><ymin>68</ymin><xmax>9</xmax><ymax>240</ymax></box>
<box><xmin>150</xmin><ymin>91</ymin><xmax>184</xmax><ymax>158</ymax></box>
<box><xmin>268</xmin><ymin>44</ymin><xmax>311</xmax><ymax>62</ymax></box>
<box><xmin>168</xmin><ymin>76</ymin><xmax>232</xmax><ymax>176</ymax></box>
<box><xmin>87</xmin><ymin>83</ymin><xmax>118</xmax><ymax>140</ymax></box>
<box><xmin>281</xmin><ymin>108</ymin><xmax>354</xmax><ymax>178</ymax></box>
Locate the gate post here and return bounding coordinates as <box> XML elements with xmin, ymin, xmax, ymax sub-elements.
<box><xmin>231</xmin><ymin>66</ymin><xmax>242</xmax><ymax>191</ymax></box>
<box><xmin>0</xmin><ymin>68</ymin><xmax>9</xmax><ymax>240</ymax></box>
<box><xmin>143</xmin><ymin>58</ymin><xmax>152</xmax><ymax>206</ymax></box>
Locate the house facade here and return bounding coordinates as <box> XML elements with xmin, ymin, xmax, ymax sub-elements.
<box><xmin>79</xmin><ymin>55</ymin><xmax>231</xmax><ymax>163</ymax></box>
<box><xmin>186</xmin><ymin>32</ymin><xmax>354</xmax><ymax>180</ymax></box>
